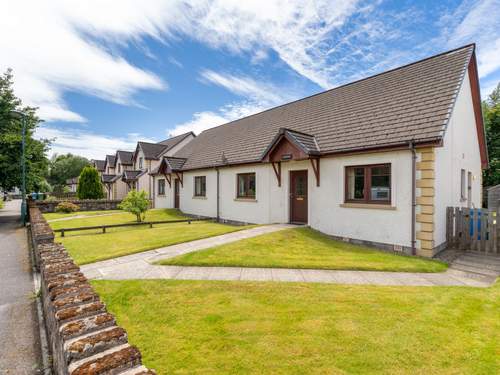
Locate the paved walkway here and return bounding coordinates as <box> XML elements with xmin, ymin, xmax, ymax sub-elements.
<box><xmin>0</xmin><ymin>200</ymin><xmax>42</xmax><ymax>373</ymax></box>
<box><xmin>81</xmin><ymin>223</ymin><xmax>495</xmax><ymax>287</ymax></box>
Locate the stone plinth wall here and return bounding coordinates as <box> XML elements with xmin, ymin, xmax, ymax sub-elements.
<box><xmin>29</xmin><ymin>203</ymin><xmax>155</xmax><ymax>375</ymax></box>
<box><xmin>35</xmin><ymin>199</ymin><xmax>122</xmax><ymax>213</ymax></box>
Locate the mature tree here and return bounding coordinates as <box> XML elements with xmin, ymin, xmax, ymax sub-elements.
<box><xmin>0</xmin><ymin>69</ymin><xmax>50</xmax><ymax>192</ymax></box>
<box><xmin>77</xmin><ymin>166</ymin><xmax>104</xmax><ymax>199</ymax></box>
<box><xmin>49</xmin><ymin>153</ymin><xmax>89</xmax><ymax>187</ymax></box>
<box><xmin>119</xmin><ymin>190</ymin><xmax>149</xmax><ymax>222</ymax></box>
<box><xmin>483</xmin><ymin>83</ymin><xmax>500</xmax><ymax>187</ymax></box>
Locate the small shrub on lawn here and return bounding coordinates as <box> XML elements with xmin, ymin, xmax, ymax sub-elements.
<box><xmin>119</xmin><ymin>190</ymin><xmax>149</xmax><ymax>222</ymax></box>
<box><xmin>45</xmin><ymin>195</ymin><xmax>58</xmax><ymax>202</ymax></box>
<box><xmin>0</xmin><ymin>200</ymin><xmax>4</xmax><ymax>209</ymax></box>
<box><xmin>55</xmin><ymin>201</ymin><xmax>80</xmax><ymax>213</ymax></box>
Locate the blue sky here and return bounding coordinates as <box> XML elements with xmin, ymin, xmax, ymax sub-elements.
<box><xmin>2</xmin><ymin>0</ymin><xmax>499</xmax><ymax>159</ymax></box>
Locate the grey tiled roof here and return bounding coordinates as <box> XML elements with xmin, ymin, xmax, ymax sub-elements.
<box><xmin>158</xmin><ymin>132</ymin><xmax>194</xmax><ymax>148</ymax></box>
<box><xmin>137</xmin><ymin>142</ymin><xmax>168</xmax><ymax>160</ymax></box>
<box><xmin>105</xmin><ymin>155</ymin><xmax>116</xmax><ymax>168</ymax></box>
<box><xmin>93</xmin><ymin>159</ymin><xmax>106</xmax><ymax>171</ymax></box>
<box><xmin>122</xmin><ymin>170</ymin><xmax>145</xmax><ymax>181</ymax></box>
<box><xmin>101</xmin><ymin>174</ymin><xmax>116</xmax><ymax>183</ymax></box>
<box><xmin>164</xmin><ymin>157</ymin><xmax>187</xmax><ymax>171</ymax></box>
<box><xmin>174</xmin><ymin>45</ymin><xmax>474</xmax><ymax>171</ymax></box>
<box><xmin>116</xmin><ymin>151</ymin><xmax>134</xmax><ymax>165</ymax></box>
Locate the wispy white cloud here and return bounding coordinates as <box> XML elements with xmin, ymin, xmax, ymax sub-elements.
<box><xmin>441</xmin><ymin>0</ymin><xmax>500</xmax><ymax>79</ymax></box>
<box><xmin>169</xmin><ymin>101</ymin><xmax>267</xmax><ymax>136</ymax></box>
<box><xmin>199</xmin><ymin>70</ymin><xmax>295</xmax><ymax>105</ymax></box>
<box><xmin>36</xmin><ymin>125</ymin><xmax>155</xmax><ymax>160</ymax></box>
<box><xmin>0</xmin><ymin>0</ymin><xmax>169</xmax><ymax>122</ymax></box>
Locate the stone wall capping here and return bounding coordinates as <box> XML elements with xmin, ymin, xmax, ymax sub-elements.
<box><xmin>28</xmin><ymin>202</ymin><xmax>156</xmax><ymax>374</ymax></box>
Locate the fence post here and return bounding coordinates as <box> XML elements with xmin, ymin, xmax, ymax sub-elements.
<box><xmin>496</xmin><ymin>207</ymin><xmax>500</xmax><ymax>254</ymax></box>
<box><xmin>102</xmin><ymin>226</ymin><xmax>106</xmax><ymax>234</ymax></box>
<box><xmin>61</xmin><ymin>229</ymin><xmax>65</xmax><ymax>238</ymax></box>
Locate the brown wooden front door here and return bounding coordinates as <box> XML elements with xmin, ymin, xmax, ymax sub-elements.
<box><xmin>290</xmin><ymin>170</ymin><xmax>308</xmax><ymax>223</ymax></box>
<box><xmin>174</xmin><ymin>179</ymin><xmax>180</xmax><ymax>209</ymax></box>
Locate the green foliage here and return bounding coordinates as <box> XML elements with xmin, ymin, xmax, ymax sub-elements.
<box><xmin>118</xmin><ymin>190</ymin><xmax>150</xmax><ymax>222</ymax></box>
<box><xmin>45</xmin><ymin>195</ymin><xmax>58</xmax><ymax>202</ymax></box>
<box><xmin>0</xmin><ymin>199</ymin><xmax>4</xmax><ymax>209</ymax></box>
<box><xmin>55</xmin><ymin>201</ymin><xmax>80</xmax><ymax>213</ymax></box>
<box><xmin>0</xmin><ymin>69</ymin><xmax>50</xmax><ymax>192</ymax></box>
<box><xmin>77</xmin><ymin>166</ymin><xmax>104</xmax><ymax>200</ymax></box>
<box><xmin>48</xmin><ymin>153</ymin><xmax>89</xmax><ymax>187</ymax></box>
<box><xmin>483</xmin><ymin>83</ymin><xmax>500</xmax><ymax>187</ymax></box>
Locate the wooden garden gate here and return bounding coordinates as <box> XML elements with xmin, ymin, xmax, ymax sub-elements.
<box><xmin>446</xmin><ymin>207</ymin><xmax>500</xmax><ymax>254</ymax></box>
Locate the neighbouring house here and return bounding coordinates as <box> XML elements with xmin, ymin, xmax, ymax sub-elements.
<box><xmin>66</xmin><ymin>177</ymin><xmax>78</xmax><ymax>193</ymax></box>
<box><xmin>102</xmin><ymin>155</ymin><xmax>118</xmax><ymax>199</ymax></box>
<box><xmin>124</xmin><ymin>132</ymin><xmax>195</xmax><ymax>201</ymax></box>
<box><xmin>150</xmin><ymin>44</ymin><xmax>487</xmax><ymax>257</ymax></box>
<box><xmin>100</xmin><ymin>133</ymin><xmax>195</xmax><ymax>201</ymax></box>
<box><xmin>92</xmin><ymin>159</ymin><xmax>106</xmax><ymax>176</ymax></box>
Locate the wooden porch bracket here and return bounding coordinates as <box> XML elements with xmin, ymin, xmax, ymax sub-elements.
<box><xmin>271</xmin><ymin>161</ymin><xmax>282</xmax><ymax>187</ymax></box>
<box><xmin>175</xmin><ymin>171</ymin><xmax>184</xmax><ymax>187</ymax></box>
<box><xmin>163</xmin><ymin>173</ymin><xmax>171</xmax><ymax>187</ymax></box>
<box><xmin>310</xmin><ymin>157</ymin><xmax>320</xmax><ymax>186</ymax></box>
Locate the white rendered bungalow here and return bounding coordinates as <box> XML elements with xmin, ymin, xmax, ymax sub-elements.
<box><xmin>151</xmin><ymin>45</ymin><xmax>487</xmax><ymax>257</ymax></box>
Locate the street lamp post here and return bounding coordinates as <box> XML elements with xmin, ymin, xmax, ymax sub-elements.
<box><xmin>10</xmin><ymin>110</ymin><xmax>27</xmax><ymax>225</ymax></box>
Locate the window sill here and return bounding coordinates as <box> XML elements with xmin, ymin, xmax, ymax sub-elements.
<box><xmin>193</xmin><ymin>196</ymin><xmax>207</xmax><ymax>200</ymax></box>
<box><xmin>340</xmin><ymin>203</ymin><xmax>396</xmax><ymax>210</ymax></box>
<box><xmin>234</xmin><ymin>198</ymin><xmax>257</xmax><ymax>202</ymax></box>
<box><xmin>157</xmin><ymin>194</ymin><xmax>166</xmax><ymax>197</ymax></box>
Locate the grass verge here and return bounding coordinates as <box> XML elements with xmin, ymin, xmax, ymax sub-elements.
<box><xmin>58</xmin><ymin>221</ymin><xmax>252</xmax><ymax>265</ymax></box>
<box><xmin>45</xmin><ymin>208</ymin><xmax>186</xmax><ymax>228</ymax></box>
<box><xmin>92</xmin><ymin>279</ymin><xmax>500</xmax><ymax>375</ymax></box>
<box><xmin>160</xmin><ymin>227</ymin><xmax>447</xmax><ymax>273</ymax></box>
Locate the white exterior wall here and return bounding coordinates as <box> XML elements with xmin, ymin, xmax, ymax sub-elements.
<box><xmin>434</xmin><ymin>70</ymin><xmax>483</xmax><ymax>247</ymax></box>
<box><xmin>162</xmin><ymin>151</ymin><xmax>413</xmax><ymax>247</ymax></box>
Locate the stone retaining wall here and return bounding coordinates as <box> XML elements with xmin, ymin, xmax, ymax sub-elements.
<box><xmin>35</xmin><ymin>199</ymin><xmax>122</xmax><ymax>213</ymax></box>
<box><xmin>29</xmin><ymin>203</ymin><xmax>156</xmax><ymax>374</ymax></box>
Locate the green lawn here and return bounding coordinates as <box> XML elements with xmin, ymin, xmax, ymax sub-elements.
<box><xmin>44</xmin><ymin>209</ymin><xmax>123</xmax><ymax>221</ymax></box>
<box><xmin>46</xmin><ymin>208</ymin><xmax>187</xmax><ymax>229</ymax></box>
<box><xmin>160</xmin><ymin>227</ymin><xmax>447</xmax><ymax>273</ymax></box>
<box><xmin>92</xmin><ymin>279</ymin><xmax>500</xmax><ymax>375</ymax></box>
<box><xmin>58</xmin><ymin>221</ymin><xmax>252</xmax><ymax>265</ymax></box>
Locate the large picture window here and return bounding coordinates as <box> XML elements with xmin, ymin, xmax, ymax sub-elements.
<box><xmin>237</xmin><ymin>173</ymin><xmax>256</xmax><ymax>199</ymax></box>
<box><xmin>194</xmin><ymin>176</ymin><xmax>206</xmax><ymax>197</ymax></box>
<box><xmin>345</xmin><ymin>164</ymin><xmax>391</xmax><ymax>204</ymax></box>
<box><xmin>158</xmin><ymin>179</ymin><xmax>165</xmax><ymax>196</ymax></box>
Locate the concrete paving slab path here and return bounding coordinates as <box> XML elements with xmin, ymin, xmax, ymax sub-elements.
<box><xmin>80</xmin><ymin>222</ymin><xmax>496</xmax><ymax>287</ymax></box>
<box><xmin>0</xmin><ymin>200</ymin><xmax>42</xmax><ymax>374</ymax></box>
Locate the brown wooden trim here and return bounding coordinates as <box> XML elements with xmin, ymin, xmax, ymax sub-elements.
<box><xmin>178</xmin><ymin>140</ymin><xmax>442</xmax><ymax>174</ymax></box>
<box><xmin>163</xmin><ymin>173</ymin><xmax>171</xmax><ymax>187</ymax></box>
<box><xmin>344</xmin><ymin>163</ymin><xmax>391</xmax><ymax>204</ymax></box>
<box><xmin>310</xmin><ymin>158</ymin><xmax>320</xmax><ymax>186</ymax></box>
<box><xmin>271</xmin><ymin>161</ymin><xmax>281</xmax><ymax>187</ymax></box>
<box><xmin>175</xmin><ymin>171</ymin><xmax>183</xmax><ymax>187</ymax></box>
<box><xmin>468</xmin><ymin>50</ymin><xmax>489</xmax><ymax>169</ymax></box>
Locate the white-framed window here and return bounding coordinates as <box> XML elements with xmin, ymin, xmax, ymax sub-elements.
<box><xmin>158</xmin><ymin>179</ymin><xmax>165</xmax><ymax>195</ymax></box>
<box><xmin>194</xmin><ymin>176</ymin><xmax>206</xmax><ymax>197</ymax></box>
<box><xmin>460</xmin><ymin>169</ymin><xmax>466</xmax><ymax>201</ymax></box>
<box><xmin>139</xmin><ymin>157</ymin><xmax>143</xmax><ymax>169</ymax></box>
